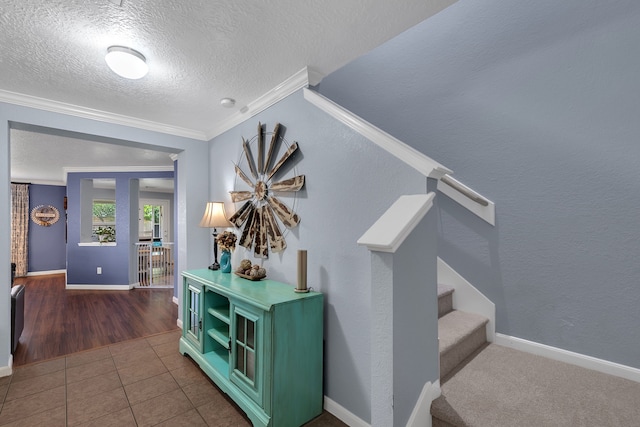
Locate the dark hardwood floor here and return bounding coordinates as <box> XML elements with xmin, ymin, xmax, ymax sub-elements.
<box><xmin>12</xmin><ymin>273</ymin><xmax>179</xmax><ymax>366</ymax></box>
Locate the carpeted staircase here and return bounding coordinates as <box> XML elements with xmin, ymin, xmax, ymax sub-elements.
<box><xmin>431</xmin><ymin>284</ymin><xmax>640</xmax><ymax>427</ymax></box>
<box><xmin>436</xmin><ymin>284</ymin><xmax>488</xmax><ymax>380</ymax></box>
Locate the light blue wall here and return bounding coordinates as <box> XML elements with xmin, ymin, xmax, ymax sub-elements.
<box><xmin>210</xmin><ymin>90</ymin><xmax>427</xmax><ymax>423</ymax></box>
<box><xmin>318</xmin><ymin>0</ymin><xmax>640</xmax><ymax>368</ymax></box>
<box><xmin>0</xmin><ymin>101</ymin><xmax>210</xmax><ymax>369</ymax></box>
<box><xmin>28</xmin><ymin>184</ymin><xmax>66</xmax><ymax>272</ymax></box>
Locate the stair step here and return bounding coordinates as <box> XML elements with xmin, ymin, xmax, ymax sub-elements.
<box><xmin>439</xmin><ymin>310</ymin><xmax>488</xmax><ymax>378</ymax></box>
<box><xmin>437</xmin><ymin>284</ymin><xmax>454</xmax><ymax>318</ymax></box>
<box><xmin>431</xmin><ymin>343</ymin><xmax>640</xmax><ymax>426</ymax></box>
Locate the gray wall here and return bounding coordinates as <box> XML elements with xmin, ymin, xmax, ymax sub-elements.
<box><xmin>209</xmin><ymin>90</ymin><xmax>427</xmax><ymax>423</ymax></box>
<box><xmin>393</xmin><ymin>208</ymin><xmax>438</xmax><ymax>427</ymax></box>
<box><xmin>318</xmin><ymin>0</ymin><xmax>640</xmax><ymax>368</ymax></box>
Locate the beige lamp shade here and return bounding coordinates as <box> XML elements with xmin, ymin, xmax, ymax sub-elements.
<box><xmin>199</xmin><ymin>202</ymin><xmax>232</xmax><ymax>228</ymax></box>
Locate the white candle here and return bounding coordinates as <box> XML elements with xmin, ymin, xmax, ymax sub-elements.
<box><xmin>297</xmin><ymin>250</ymin><xmax>307</xmax><ymax>291</ymax></box>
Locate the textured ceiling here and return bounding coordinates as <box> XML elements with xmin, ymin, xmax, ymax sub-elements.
<box><xmin>10</xmin><ymin>128</ymin><xmax>176</xmax><ymax>189</ymax></box>
<box><xmin>2</xmin><ymin>0</ymin><xmax>456</xmax><ymax>183</ymax></box>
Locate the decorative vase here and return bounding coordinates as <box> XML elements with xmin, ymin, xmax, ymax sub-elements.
<box><xmin>220</xmin><ymin>250</ymin><xmax>232</xmax><ymax>273</ymax></box>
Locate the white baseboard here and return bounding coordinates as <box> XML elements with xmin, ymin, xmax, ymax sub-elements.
<box><xmin>324</xmin><ymin>395</ymin><xmax>370</xmax><ymax>427</ymax></box>
<box><xmin>495</xmin><ymin>333</ymin><xmax>640</xmax><ymax>384</ymax></box>
<box><xmin>27</xmin><ymin>269</ymin><xmax>66</xmax><ymax>276</ymax></box>
<box><xmin>65</xmin><ymin>284</ymin><xmax>133</xmax><ymax>290</ymax></box>
<box><xmin>406</xmin><ymin>380</ymin><xmax>441</xmax><ymax>427</ymax></box>
<box><xmin>0</xmin><ymin>355</ymin><xmax>13</xmax><ymax>378</ymax></box>
<box><xmin>174</xmin><ymin>297</ymin><xmax>181</xmax><ymax>329</ymax></box>
<box><xmin>134</xmin><ymin>284</ymin><xmax>174</xmax><ymax>289</ymax></box>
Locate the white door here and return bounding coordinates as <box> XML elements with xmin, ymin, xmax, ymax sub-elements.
<box><xmin>139</xmin><ymin>199</ymin><xmax>171</xmax><ymax>242</ymax></box>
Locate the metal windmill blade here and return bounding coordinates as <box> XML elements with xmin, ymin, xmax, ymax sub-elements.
<box><xmin>228</xmin><ymin>201</ymin><xmax>253</xmax><ymax>228</ymax></box>
<box><xmin>229</xmin><ymin>191</ymin><xmax>254</xmax><ymax>203</ymax></box>
<box><xmin>252</xmin><ymin>207</ymin><xmax>269</xmax><ymax>258</ymax></box>
<box><xmin>264</xmin><ymin>205</ymin><xmax>286</xmax><ymax>253</ymax></box>
<box><xmin>235</xmin><ymin>164</ymin><xmax>255</xmax><ymax>189</ymax></box>
<box><xmin>267</xmin><ymin>196</ymin><xmax>300</xmax><ymax>228</ymax></box>
<box><xmin>271</xmin><ymin>175</ymin><xmax>305</xmax><ymax>192</ymax></box>
<box><xmin>239</xmin><ymin>207</ymin><xmax>256</xmax><ymax>249</ymax></box>
<box><xmin>242</xmin><ymin>137</ymin><xmax>259</xmax><ymax>180</ymax></box>
<box><xmin>257</xmin><ymin>122</ymin><xmax>264</xmax><ymax>174</ymax></box>
<box><xmin>264</xmin><ymin>122</ymin><xmax>281</xmax><ymax>174</ymax></box>
<box><xmin>267</xmin><ymin>142</ymin><xmax>298</xmax><ymax>181</ymax></box>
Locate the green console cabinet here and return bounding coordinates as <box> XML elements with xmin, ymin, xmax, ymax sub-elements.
<box><xmin>180</xmin><ymin>269</ymin><xmax>324</xmax><ymax>427</ymax></box>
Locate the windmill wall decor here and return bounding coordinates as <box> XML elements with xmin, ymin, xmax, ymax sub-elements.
<box><xmin>228</xmin><ymin>122</ymin><xmax>304</xmax><ymax>258</ymax></box>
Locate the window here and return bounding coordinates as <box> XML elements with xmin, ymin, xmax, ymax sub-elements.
<box><xmin>80</xmin><ymin>178</ymin><xmax>116</xmax><ymax>244</ymax></box>
<box><xmin>93</xmin><ymin>200</ymin><xmax>116</xmax><ymax>242</ymax></box>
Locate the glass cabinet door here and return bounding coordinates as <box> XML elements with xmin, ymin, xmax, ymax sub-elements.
<box><xmin>184</xmin><ymin>283</ymin><xmax>203</xmax><ymax>350</ymax></box>
<box><xmin>231</xmin><ymin>305</ymin><xmax>261</xmax><ymax>405</ymax></box>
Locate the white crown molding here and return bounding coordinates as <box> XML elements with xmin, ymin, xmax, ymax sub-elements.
<box><xmin>0</xmin><ymin>66</ymin><xmax>325</xmax><ymax>143</ymax></box>
<box><xmin>14</xmin><ymin>167</ymin><xmax>173</xmax><ymax>187</ymax></box>
<box><xmin>64</xmin><ymin>165</ymin><xmax>174</xmax><ymax>174</ymax></box>
<box><xmin>358</xmin><ymin>193</ymin><xmax>435</xmax><ymax>253</ymax></box>
<box><xmin>206</xmin><ymin>67</ymin><xmax>325</xmax><ymax>140</ymax></box>
<box><xmin>0</xmin><ymin>89</ymin><xmax>208</xmax><ymax>141</ymax></box>
<box><xmin>303</xmin><ymin>88</ymin><xmax>452</xmax><ymax>179</ymax></box>
<box><xmin>307</xmin><ymin>68</ymin><xmax>325</xmax><ymax>86</ymax></box>
<box><xmin>63</xmin><ymin>165</ymin><xmax>174</xmax><ymax>184</ymax></box>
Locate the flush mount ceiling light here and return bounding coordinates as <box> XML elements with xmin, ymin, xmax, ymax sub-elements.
<box><xmin>105</xmin><ymin>46</ymin><xmax>148</xmax><ymax>79</ymax></box>
<box><xmin>220</xmin><ymin>98</ymin><xmax>236</xmax><ymax>108</ymax></box>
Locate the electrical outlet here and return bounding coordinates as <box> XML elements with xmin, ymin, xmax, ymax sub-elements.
<box><xmin>97</xmin><ymin>267</ymin><xmax>102</xmax><ymax>274</ymax></box>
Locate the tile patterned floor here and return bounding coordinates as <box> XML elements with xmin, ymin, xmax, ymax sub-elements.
<box><xmin>0</xmin><ymin>330</ymin><xmax>346</xmax><ymax>426</ymax></box>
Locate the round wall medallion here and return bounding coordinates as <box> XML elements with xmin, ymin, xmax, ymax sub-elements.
<box><xmin>31</xmin><ymin>205</ymin><xmax>60</xmax><ymax>227</ymax></box>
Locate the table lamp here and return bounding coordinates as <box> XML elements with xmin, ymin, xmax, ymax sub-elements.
<box><xmin>199</xmin><ymin>201</ymin><xmax>232</xmax><ymax>270</ymax></box>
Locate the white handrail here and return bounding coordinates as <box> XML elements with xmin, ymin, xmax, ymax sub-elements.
<box><xmin>303</xmin><ymin>88</ymin><xmax>451</xmax><ymax>179</ymax></box>
<box><xmin>304</xmin><ymin>87</ymin><xmax>495</xmax><ymax>225</ymax></box>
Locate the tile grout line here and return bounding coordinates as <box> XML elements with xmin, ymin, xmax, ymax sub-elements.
<box><xmin>0</xmin><ymin>332</ymin><xmax>176</xmax><ymax>426</ymax></box>
<box><xmin>1</xmin><ymin>331</ymin><xmax>297</xmax><ymax>426</ymax></box>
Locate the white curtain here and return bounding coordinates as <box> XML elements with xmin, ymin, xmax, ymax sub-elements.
<box><xmin>11</xmin><ymin>183</ymin><xmax>29</xmax><ymax>277</ymax></box>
